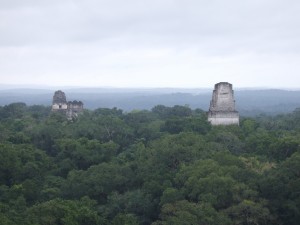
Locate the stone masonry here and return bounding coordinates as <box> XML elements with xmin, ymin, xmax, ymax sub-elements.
<box><xmin>52</xmin><ymin>90</ymin><xmax>83</xmax><ymax>119</ymax></box>
<box><xmin>52</xmin><ymin>90</ymin><xmax>68</xmax><ymax>111</ymax></box>
<box><xmin>207</xmin><ymin>82</ymin><xmax>239</xmax><ymax>125</ymax></box>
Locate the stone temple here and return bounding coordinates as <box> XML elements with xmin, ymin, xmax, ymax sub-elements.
<box><xmin>52</xmin><ymin>90</ymin><xmax>83</xmax><ymax>119</ymax></box>
<box><xmin>207</xmin><ymin>82</ymin><xmax>239</xmax><ymax>125</ymax></box>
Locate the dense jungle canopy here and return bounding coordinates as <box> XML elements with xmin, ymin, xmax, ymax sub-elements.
<box><xmin>0</xmin><ymin>103</ymin><xmax>299</xmax><ymax>225</ymax></box>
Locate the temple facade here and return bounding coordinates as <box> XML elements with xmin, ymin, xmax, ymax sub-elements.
<box><xmin>52</xmin><ymin>90</ymin><xmax>83</xmax><ymax>119</ymax></box>
<box><xmin>207</xmin><ymin>82</ymin><xmax>239</xmax><ymax>125</ymax></box>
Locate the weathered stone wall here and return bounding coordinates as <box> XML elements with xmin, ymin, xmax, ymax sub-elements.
<box><xmin>207</xmin><ymin>111</ymin><xmax>239</xmax><ymax>125</ymax></box>
<box><xmin>208</xmin><ymin>82</ymin><xmax>239</xmax><ymax>125</ymax></box>
<box><xmin>52</xmin><ymin>90</ymin><xmax>68</xmax><ymax>111</ymax></box>
<box><xmin>209</xmin><ymin>82</ymin><xmax>235</xmax><ymax>111</ymax></box>
<box><xmin>51</xmin><ymin>90</ymin><xmax>84</xmax><ymax>119</ymax></box>
<box><xmin>52</xmin><ymin>90</ymin><xmax>67</xmax><ymax>104</ymax></box>
<box><xmin>52</xmin><ymin>103</ymin><xmax>68</xmax><ymax>110</ymax></box>
<box><xmin>67</xmin><ymin>101</ymin><xmax>83</xmax><ymax>112</ymax></box>
<box><xmin>67</xmin><ymin>101</ymin><xmax>84</xmax><ymax>119</ymax></box>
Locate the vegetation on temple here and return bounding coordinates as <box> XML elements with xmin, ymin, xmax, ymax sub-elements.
<box><xmin>0</xmin><ymin>102</ymin><xmax>299</xmax><ymax>225</ymax></box>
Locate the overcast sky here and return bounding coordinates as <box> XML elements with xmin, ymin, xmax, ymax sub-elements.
<box><xmin>1</xmin><ymin>0</ymin><xmax>300</xmax><ymax>88</ymax></box>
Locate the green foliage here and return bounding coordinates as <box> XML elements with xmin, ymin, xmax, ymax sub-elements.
<box><xmin>25</xmin><ymin>198</ymin><xmax>104</xmax><ymax>225</ymax></box>
<box><xmin>152</xmin><ymin>105</ymin><xmax>192</xmax><ymax>119</ymax></box>
<box><xmin>175</xmin><ymin>156</ymin><xmax>259</xmax><ymax>209</ymax></box>
<box><xmin>0</xmin><ymin>103</ymin><xmax>299</xmax><ymax>224</ymax></box>
<box><xmin>225</xmin><ymin>200</ymin><xmax>273</xmax><ymax>225</ymax></box>
<box><xmin>0</xmin><ymin>143</ymin><xmax>51</xmax><ymax>186</ymax></box>
<box><xmin>0</xmin><ymin>103</ymin><xmax>27</xmax><ymax>119</ymax></box>
<box><xmin>260</xmin><ymin>152</ymin><xmax>300</xmax><ymax>225</ymax></box>
<box><xmin>55</xmin><ymin>138</ymin><xmax>118</xmax><ymax>172</ymax></box>
<box><xmin>124</xmin><ymin>110</ymin><xmax>162</xmax><ymax>141</ymax></box>
<box><xmin>153</xmin><ymin>200</ymin><xmax>230</xmax><ymax>225</ymax></box>
<box><xmin>111</xmin><ymin>213</ymin><xmax>139</xmax><ymax>225</ymax></box>
<box><xmin>63</xmin><ymin>162</ymin><xmax>133</xmax><ymax>203</ymax></box>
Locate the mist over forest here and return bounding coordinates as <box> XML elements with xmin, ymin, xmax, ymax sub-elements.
<box><xmin>1</xmin><ymin>88</ymin><xmax>300</xmax><ymax>116</ymax></box>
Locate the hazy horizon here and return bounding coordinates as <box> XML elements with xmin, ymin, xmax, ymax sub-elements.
<box><xmin>1</xmin><ymin>83</ymin><xmax>300</xmax><ymax>91</ymax></box>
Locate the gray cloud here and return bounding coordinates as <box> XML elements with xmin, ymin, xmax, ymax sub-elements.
<box><xmin>0</xmin><ymin>0</ymin><xmax>300</xmax><ymax>87</ymax></box>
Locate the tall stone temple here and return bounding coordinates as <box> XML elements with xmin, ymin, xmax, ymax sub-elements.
<box><xmin>52</xmin><ymin>90</ymin><xmax>83</xmax><ymax>119</ymax></box>
<box><xmin>207</xmin><ymin>82</ymin><xmax>239</xmax><ymax>125</ymax></box>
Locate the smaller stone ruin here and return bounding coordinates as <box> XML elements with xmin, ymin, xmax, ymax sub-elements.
<box><xmin>207</xmin><ymin>82</ymin><xmax>239</xmax><ymax>125</ymax></box>
<box><xmin>52</xmin><ymin>90</ymin><xmax>83</xmax><ymax>119</ymax></box>
<box><xmin>66</xmin><ymin>100</ymin><xmax>84</xmax><ymax>119</ymax></box>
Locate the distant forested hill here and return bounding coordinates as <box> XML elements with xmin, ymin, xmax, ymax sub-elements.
<box><xmin>0</xmin><ymin>88</ymin><xmax>300</xmax><ymax>116</ymax></box>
